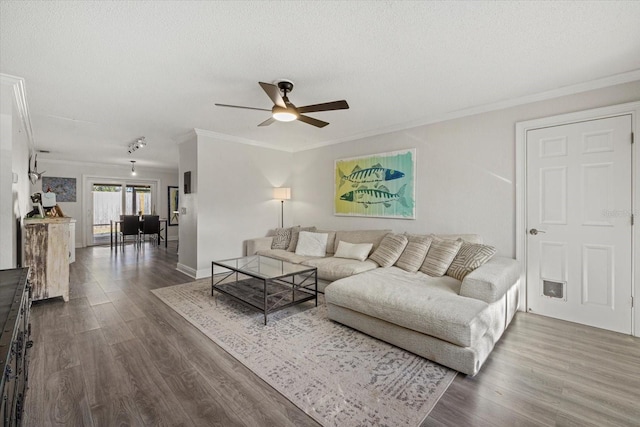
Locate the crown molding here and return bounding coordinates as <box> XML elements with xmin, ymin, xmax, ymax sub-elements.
<box><xmin>39</xmin><ymin>157</ymin><xmax>177</xmax><ymax>174</ymax></box>
<box><xmin>193</xmin><ymin>128</ymin><xmax>293</xmax><ymax>152</ymax></box>
<box><xmin>293</xmin><ymin>69</ymin><xmax>640</xmax><ymax>153</ymax></box>
<box><xmin>0</xmin><ymin>73</ymin><xmax>35</xmax><ymax>152</ymax></box>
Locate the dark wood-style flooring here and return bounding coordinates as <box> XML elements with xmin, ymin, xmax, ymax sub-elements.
<box><xmin>23</xmin><ymin>244</ymin><xmax>640</xmax><ymax>426</ymax></box>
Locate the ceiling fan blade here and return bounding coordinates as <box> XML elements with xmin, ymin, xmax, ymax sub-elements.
<box><xmin>259</xmin><ymin>82</ymin><xmax>286</xmax><ymax>108</ymax></box>
<box><xmin>215</xmin><ymin>103</ymin><xmax>271</xmax><ymax>112</ymax></box>
<box><xmin>297</xmin><ymin>100</ymin><xmax>349</xmax><ymax>114</ymax></box>
<box><xmin>258</xmin><ymin>117</ymin><xmax>276</xmax><ymax>127</ymax></box>
<box><xmin>297</xmin><ymin>114</ymin><xmax>329</xmax><ymax>128</ymax></box>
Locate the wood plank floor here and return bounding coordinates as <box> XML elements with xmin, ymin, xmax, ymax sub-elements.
<box><xmin>23</xmin><ymin>244</ymin><xmax>640</xmax><ymax>426</ymax></box>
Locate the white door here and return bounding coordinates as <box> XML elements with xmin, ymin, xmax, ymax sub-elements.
<box><xmin>526</xmin><ymin>115</ymin><xmax>633</xmax><ymax>334</ymax></box>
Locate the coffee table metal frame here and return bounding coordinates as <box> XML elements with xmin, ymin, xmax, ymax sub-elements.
<box><xmin>211</xmin><ymin>255</ymin><xmax>318</xmax><ymax>325</ymax></box>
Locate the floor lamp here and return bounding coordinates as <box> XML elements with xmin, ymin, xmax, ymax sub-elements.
<box><xmin>273</xmin><ymin>187</ymin><xmax>291</xmax><ymax>228</ymax></box>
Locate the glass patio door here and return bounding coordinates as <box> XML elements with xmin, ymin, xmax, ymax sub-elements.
<box><xmin>86</xmin><ymin>178</ymin><xmax>158</xmax><ymax>246</ymax></box>
<box><xmin>91</xmin><ymin>184</ymin><xmax>123</xmax><ymax>245</ymax></box>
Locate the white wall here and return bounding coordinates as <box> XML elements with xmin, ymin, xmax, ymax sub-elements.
<box><xmin>292</xmin><ymin>80</ymin><xmax>640</xmax><ymax>257</ymax></box>
<box><xmin>34</xmin><ymin>159</ymin><xmax>179</xmax><ymax>248</ymax></box>
<box><xmin>178</xmin><ymin>130</ymin><xmax>293</xmax><ymax>278</ymax></box>
<box><xmin>177</xmin><ymin>136</ymin><xmax>198</xmax><ymax>276</ymax></box>
<box><xmin>0</xmin><ymin>77</ymin><xmax>31</xmax><ymax>269</ymax></box>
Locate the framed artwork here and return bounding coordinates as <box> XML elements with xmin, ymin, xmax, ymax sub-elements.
<box><xmin>41</xmin><ymin>177</ymin><xmax>77</xmax><ymax>202</ymax></box>
<box><xmin>334</xmin><ymin>149</ymin><xmax>416</xmax><ymax>219</ymax></box>
<box><xmin>168</xmin><ymin>186</ymin><xmax>179</xmax><ymax>226</ymax></box>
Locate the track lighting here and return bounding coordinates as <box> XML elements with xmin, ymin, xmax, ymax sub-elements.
<box><xmin>128</xmin><ymin>137</ymin><xmax>147</xmax><ymax>154</ymax></box>
<box><xmin>131</xmin><ymin>160</ymin><xmax>137</xmax><ymax>176</ymax></box>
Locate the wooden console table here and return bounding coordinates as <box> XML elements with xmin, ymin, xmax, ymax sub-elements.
<box><xmin>24</xmin><ymin>217</ymin><xmax>71</xmax><ymax>302</ymax></box>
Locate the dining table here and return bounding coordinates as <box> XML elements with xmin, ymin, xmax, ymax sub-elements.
<box><xmin>110</xmin><ymin>218</ymin><xmax>168</xmax><ymax>249</ymax></box>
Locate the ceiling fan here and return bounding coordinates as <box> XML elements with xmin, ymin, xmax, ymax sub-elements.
<box><xmin>215</xmin><ymin>80</ymin><xmax>349</xmax><ymax>128</ymax></box>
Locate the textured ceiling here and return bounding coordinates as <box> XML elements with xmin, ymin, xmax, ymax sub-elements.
<box><xmin>1</xmin><ymin>1</ymin><xmax>640</xmax><ymax>170</ymax></box>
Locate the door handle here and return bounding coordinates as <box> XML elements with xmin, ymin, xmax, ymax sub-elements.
<box><xmin>529</xmin><ymin>228</ymin><xmax>546</xmax><ymax>235</ymax></box>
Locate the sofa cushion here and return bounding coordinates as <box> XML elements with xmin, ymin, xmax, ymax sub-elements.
<box><xmin>333</xmin><ymin>229</ymin><xmax>391</xmax><ymax>253</ymax></box>
<box><xmin>271</xmin><ymin>227</ymin><xmax>296</xmax><ymax>249</ymax></box>
<box><xmin>460</xmin><ymin>256</ymin><xmax>521</xmax><ymax>304</ymax></box>
<box><xmin>256</xmin><ymin>249</ymin><xmax>322</xmax><ymax>265</ymax></box>
<box><xmin>420</xmin><ymin>236</ymin><xmax>463</xmax><ymax>277</ymax></box>
<box><xmin>302</xmin><ymin>257</ymin><xmax>378</xmax><ymax>281</ymax></box>
<box><xmin>435</xmin><ymin>234</ymin><xmax>483</xmax><ymax>244</ymax></box>
<box><xmin>325</xmin><ymin>267</ymin><xmax>491</xmax><ymax>348</ymax></box>
<box><xmin>295</xmin><ymin>231</ymin><xmax>328</xmax><ymax>257</ymax></box>
<box><xmin>447</xmin><ymin>242</ymin><xmax>496</xmax><ymax>281</ymax></box>
<box><xmin>287</xmin><ymin>226</ymin><xmax>317</xmax><ymax>252</ymax></box>
<box><xmin>395</xmin><ymin>235</ymin><xmax>433</xmax><ymax>272</ymax></box>
<box><xmin>369</xmin><ymin>233</ymin><xmax>408</xmax><ymax>267</ymax></box>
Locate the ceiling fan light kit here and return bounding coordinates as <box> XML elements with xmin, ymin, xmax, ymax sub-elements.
<box><xmin>272</xmin><ymin>106</ymin><xmax>298</xmax><ymax>122</ymax></box>
<box><xmin>215</xmin><ymin>80</ymin><xmax>349</xmax><ymax>128</ymax></box>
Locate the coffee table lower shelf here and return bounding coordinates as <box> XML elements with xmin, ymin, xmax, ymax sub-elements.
<box><xmin>211</xmin><ymin>263</ymin><xmax>317</xmax><ymax>325</ymax></box>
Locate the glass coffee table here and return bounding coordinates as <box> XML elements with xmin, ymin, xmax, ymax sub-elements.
<box><xmin>211</xmin><ymin>255</ymin><xmax>318</xmax><ymax>325</ymax></box>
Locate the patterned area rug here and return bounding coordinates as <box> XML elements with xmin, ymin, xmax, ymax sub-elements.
<box><xmin>152</xmin><ymin>279</ymin><xmax>456</xmax><ymax>427</ymax></box>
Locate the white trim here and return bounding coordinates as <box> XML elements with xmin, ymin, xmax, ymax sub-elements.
<box><xmin>0</xmin><ymin>73</ymin><xmax>35</xmax><ymax>154</ymax></box>
<box><xmin>194</xmin><ymin>128</ymin><xmax>291</xmax><ymax>152</ymax></box>
<box><xmin>176</xmin><ymin>263</ymin><xmax>197</xmax><ymax>279</ymax></box>
<box><xmin>515</xmin><ymin>100</ymin><xmax>640</xmax><ymax>337</ymax></box>
<box><xmin>41</xmin><ymin>158</ymin><xmax>177</xmax><ymax>174</ymax></box>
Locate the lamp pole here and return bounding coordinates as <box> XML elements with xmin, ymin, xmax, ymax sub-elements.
<box><xmin>281</xmin><ymin>200</ymin><xmax>284</xmax><ymax>228</ymax></box>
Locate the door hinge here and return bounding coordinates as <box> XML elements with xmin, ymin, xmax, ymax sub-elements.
<box><xmin>632</xmin><ymin>213</ymin><xmax>635</xmax><ymax>226</ymax></box>
<box><xmin>632</xmin><ymin>132</ymin><xmax>635</xmax><ymax>144</ymax></box>
<box><xmin>632</xmin><ymin>296</ymin><xmax>634</xmax><ymax>308</ymax></box>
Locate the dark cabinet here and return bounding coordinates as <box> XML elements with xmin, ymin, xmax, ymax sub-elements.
<box><xmin>0</xmin><ymin>268</ymin><xmax>32</xmax><ymax>426</ymax></box>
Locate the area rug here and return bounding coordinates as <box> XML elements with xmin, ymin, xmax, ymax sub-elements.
<box><xmin>152</xmin><ymin>279</ymin><xmax>456</xmax><ymax>427</ymax></box>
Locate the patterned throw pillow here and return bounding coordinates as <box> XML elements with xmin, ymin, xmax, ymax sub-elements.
<box><xmin>271</xmin><ymin>227</ymin><xmax>295</xmax><ymax>249</ymax></box>
<box><xmin>395</xmin><ymin>235</ymin><xmax>432</xmax><ymax>272</ymax></box>
<box><xmin>420</xmin><ymin>236</ymin><xmax>463</xmax><ymax>277</ymax></box>
<box><xmin>369</xmin><ymin>233</ymin><xmax>408</xmax><ymax>268</ymax></box>
<box><xmin>446</xmin><ymin>242</ymin><xmax>497</xmax><ymax>281</ymax></box>
<box><xmin>287</xmin><ymin>226</ymin><xmax>316</xmax><ymax>251</ymax></box>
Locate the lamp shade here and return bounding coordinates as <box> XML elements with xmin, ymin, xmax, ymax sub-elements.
<box><xmin>273</xmin><ymin>187</ymin><xmax>291</xmax><ymax>200</ymax></box>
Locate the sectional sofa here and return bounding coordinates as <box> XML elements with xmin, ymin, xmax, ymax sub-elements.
<box><xmin>245</xmin><ymin>228</ymin><xmax>520</xmax><ymax>376</ymax></box>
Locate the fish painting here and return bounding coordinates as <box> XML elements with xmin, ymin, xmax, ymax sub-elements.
<box><xmin>340</xmin><ymin>184</ymin><xmax>408</xmax><ymax>209</ymax></box>
<box><xmin>338</xmin><ymin>163</ymin><xmax>405</xmax><ymax>188</ymax></box>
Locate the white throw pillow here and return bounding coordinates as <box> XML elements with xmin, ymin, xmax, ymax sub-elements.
<box><xmin>333</xmin><ymin>241</ymin><xmax>373</xmax><ymax>262</ymax></box>
<box><xmin>295</xmin><ymin>231</ymin><xmax>328</xmax><ymax>257</ymax></box>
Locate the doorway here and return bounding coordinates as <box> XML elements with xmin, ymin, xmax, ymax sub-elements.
<box><xmin>83</xmin><ymin>177</ymin><xmax>159</xmax><ymax>246</ymax></box>
<box><xmin>516</xmin><ymin>102</ymin><xmax>638</xmax><ymax>336</ymax></box>
<box><xmin>525</xmin><ymin>115</ymin><xmax>632</xmax><ymax>333</ymax></box>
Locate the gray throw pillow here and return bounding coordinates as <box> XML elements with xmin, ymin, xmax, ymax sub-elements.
<box><xmin>271</xmin><ymin>227</ymin><xmax>294</xmax><ymax>250</ymax></box>
<box><xmin>369</xmin><ymin>233</ymin><xmax>408</xmax><ymax>268</ymax></box>
<box><xmin>395</xmin><ymin>237</ymin><xmax>432</xmax><ymax>273</ymax></box>
<box><xmin>420</xmin><ymin>236</ymin><xmax>463</xmax><ymax>277</ymax></box>
<box><xmin>446</xmin><ymin>242</ymin><xmax>496</xmax><ymax>281</ymax></box>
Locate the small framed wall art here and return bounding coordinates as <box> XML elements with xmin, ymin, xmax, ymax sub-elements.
<box><xmin>334</xmin><ymin>149</ymin><xmax>416</xmax><ymax>219</ymax></box>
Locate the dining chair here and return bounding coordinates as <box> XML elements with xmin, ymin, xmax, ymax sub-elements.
<box><xmin>120</xmin><ymin>215</ymin><xmax>140</xmax><ymax>249</ymax></box>
<box><xmin>140</xmin><ymin>215</ymin><xmax>160</xmax><ymax>246</ymax></box>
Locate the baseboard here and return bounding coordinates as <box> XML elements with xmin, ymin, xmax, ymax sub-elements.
<box><xmin>176</xmin><ymin>263</ymin><xmax>197</xmax><ymax>278</ymax></box>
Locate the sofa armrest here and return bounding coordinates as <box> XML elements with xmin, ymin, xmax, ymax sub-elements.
<box><xmin>246</xmin><ymin>237</ymin><xmax>273</xmax><ymax>255</ymax></box>
<box><xmin>459</xmin><ymin>256</ymin><xmax>520</xmax><ymax>304</ymax></box>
